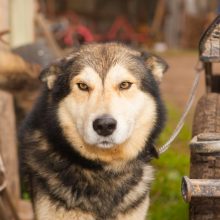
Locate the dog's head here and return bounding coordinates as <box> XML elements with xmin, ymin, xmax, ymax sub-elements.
<box><xmin>40</xmin><ymin>43</ymin><xmax>168</xmax><ymax>163</ymax></box>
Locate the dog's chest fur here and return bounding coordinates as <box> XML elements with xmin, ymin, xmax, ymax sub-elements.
<box><xmin>35</xmin><ymin>193</ymin><xmax>150</xmax><ymax>220</ymax></box>
<box><xmin>27</xmin><ymin>142</ymin><xmax>153</xmax><ymax>220</ymax></box>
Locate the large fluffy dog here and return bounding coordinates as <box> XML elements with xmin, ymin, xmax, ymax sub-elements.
<box><xmin>19</xmin><ymin>43</ymin><xmax>168</xmax><ymax>220</ymax></box>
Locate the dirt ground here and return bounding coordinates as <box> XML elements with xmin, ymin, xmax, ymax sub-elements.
<box><xmin>160</xmin><ymin>52</ymin><xmax>206</xmax><ymax>118</ymax></box>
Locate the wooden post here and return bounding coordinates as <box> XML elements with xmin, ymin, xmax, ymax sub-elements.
<box><xmin>9</xmin><ymin>0</ymin><xmax>35</xmax><ymax>48</ymax></box>
<box><xmin>0</xmin><ymin>90</ymin><xmax>20</xmax><ymax>205</ymax></box>
<box><xmin>0</xmin><ymin>0</ymin><xmax>9</xmax><ymax>49</ymax></box>
<box><xmin>151</xmin><ymin>0</ymin><xmax>166</xmax><ymax>35</ymax></box>
<box><xmin>0</xmin><ymin>90</ymin><xmax>34</xmax><ymax>220</ymax></box>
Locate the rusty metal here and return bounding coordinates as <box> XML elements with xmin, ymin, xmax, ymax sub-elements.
<box><xmin>182</xmin><ymin>176</ymin><xmax>220</xmax><ymax>202</ymax></box>
<box><xmin>190</xmin><ymin>133</ymin><xmax>220</xmax><ymax>153</ymax></box>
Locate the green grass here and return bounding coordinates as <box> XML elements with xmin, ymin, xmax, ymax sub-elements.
<box><xmin>148</xmin><ymin>103</ymin><xmax>191</xmax><ymax>220</ymax></box>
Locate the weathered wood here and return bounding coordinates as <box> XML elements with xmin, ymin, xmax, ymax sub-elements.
<box><xmin>182</xmin><ymin>176</ymin><xmax>220</xmax><ymax>202</ymax></box>
<box><xmin>151</xmin><ymin>0</ymin><xmax>166</xmax><ymax>35</ymax></box>
<box><xmin>190</xmin><ymin>134</ymin><xmax>220</xmax><ymax>153</ymax></box>
<box><xmin>18</xmin><ymin>200</ymin><xmax>34</xmax><ymax>220</ymax></box>
<box><xmin>191</xmin><ymin>95</ymin><xmax>220</xmax><ymax>220</ymax></box>
<box><xmin>2</xmin><ymin>189</ymin><xmax>21</xmax><ymax>220</ymax></box>
<box><xmin>0</xmin><ymin>196</ymin><xmax>11</xmax><ymax>220</ymax></box>
<box><xmin>0</xmin><ymin>0</ymin><xmax>9</xmax><ymax>50</ymax></box>
<box><xmin>0</xmin><ymin>90</ymin><xmax>20</xmax><ymax>205</ymax></box>
<box><xmin>0</xmin><ymin>90</ymin><xmax>34</xmax><ymax>220</ymax></box>
<box><xmin>10</xmin><ymin>0</ymin><xmax>34</xmax><ymax>47</ymax></box>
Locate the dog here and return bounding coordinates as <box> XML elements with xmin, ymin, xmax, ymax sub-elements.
<box><xmin>19</xmin><ymin>42</ymin><xmax>168</xmax><ymax>220</ymax></box>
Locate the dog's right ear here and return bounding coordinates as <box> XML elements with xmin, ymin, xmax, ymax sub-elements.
<box><xmin>141</xmin><ymin>52</ymin><xmax>169</xmax><ymax>83</ymax></box>
<box><xmin>39</xmin><ymin>62</ymin><xmax>62</xmax><ymax>90</ymax></box>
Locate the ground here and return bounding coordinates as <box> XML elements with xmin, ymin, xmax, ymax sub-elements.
<box><xmin>161</xmin><ymin>51</ymin><xmax>205</xmax><ymax>109</ymax></box>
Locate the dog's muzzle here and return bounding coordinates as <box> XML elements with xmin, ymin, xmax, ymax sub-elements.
<box><xmin>93</xmin><ymin>114</ymin><xmax>117</xmax><ymax>136</ymax></box>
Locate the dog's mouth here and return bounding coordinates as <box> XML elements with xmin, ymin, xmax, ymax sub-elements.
<box><xmin>97</xmin><ymin>140</ymin><xmax>114</xmax><ymax>149</ymax></box>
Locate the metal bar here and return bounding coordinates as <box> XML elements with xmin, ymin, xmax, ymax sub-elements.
<box><xmin>182</xmin><ymin>176</ymin><xmax>220</xmax><ymax>202</ymax></box>
<box><xmin>190</xmin><ymin>133</ymin><xmax>220</xmax><ymax>153</ymax></box>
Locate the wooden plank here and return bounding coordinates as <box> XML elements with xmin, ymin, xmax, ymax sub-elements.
<box><xmin>0</xmin><ymin>0</ymin><xmax>9</xmax><ymax>49</ymax></box>
<box><xmin>18</xmin><ymin>200</ymin><xmax>34</xmax><ymax>220</ymax></box>
<box><xmin>151</xmin><ymin>0</ymin><xmax>166</xmax><ymax>35</ymax></box>
<box><xmin>0</xmin><ymin>90</ymin><xmax>20</xmax><ymax>206</ymax></box>
<box><xmin>0</xmin><ymin>90</ymin><xmax>34</xmax><ymax>219</ymax></box>
<box><xmin>10</xmin><ymin>0</ymin><xmax>35</xmax><ymax>48</ymax></box>
<box><xmin>190</xmin><ymin>94</ymin><xmax>220</xmax><ymax>219</ymax></box>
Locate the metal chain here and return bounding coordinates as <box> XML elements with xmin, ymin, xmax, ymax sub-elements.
<box><xmin>158</xmin><ymin>61</ymin><xmax>204</xmax><ymax>155</ymax></box>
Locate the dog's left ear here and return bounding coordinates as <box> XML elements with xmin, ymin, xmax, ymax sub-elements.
<box><xmin>141</xmin><ymin>52</ymin><xmax>169</xmax><ymax>83</ymax></box>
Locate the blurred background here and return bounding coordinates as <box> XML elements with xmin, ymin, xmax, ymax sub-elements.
<box><xmin>1</xmin><ymin>0</ymin><xmax>219</xmax><ymax>50</ymax></box>
<box><xmin>0</xmin><ymin>0</ymin><xmax>219</xmax><ymax>220</ymax></box>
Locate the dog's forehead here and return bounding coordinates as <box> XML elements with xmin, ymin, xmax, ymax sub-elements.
<box><xmin>76</xmin><ymin>64</ymin><xmax>136</xmax><ymax>84</ymax></box>
<box><xmin>66</xmin><ymin>43</ymin><xmax>144</xmax><ymax>80</ymax></box>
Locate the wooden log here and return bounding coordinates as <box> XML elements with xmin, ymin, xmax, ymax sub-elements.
<box><xmin>18</xmin><ymin>200</ymin><xmax>34</xmax><ymax>220</ymax></box>
<box><xmin>10</xmin><ymin>0</ymin><xmax>34</xmax><ymax>48</ymax></box>
<box><xmin>182</xmin><ymin>176</ymin><xmax>220</xmax><ymax>202</ymax></box>
<box><xmin>0</xmin><ymin>0</ymin><xmax>9</xmax><ymax>50</ymax></box>
<box><xmin>151</xmin><ymin>0</ymin><xmax>166</xmax><ymax>36</ymax></box>
<box><xmin>0</xmin><ymin>90</ymin><xmax>20</xmax><ymax>205</ymax></box>
<box><xmin>190</xmin><ymin>94</ymin><xmax>220</xmax><ymax>220</ymax></box>
<box><xmin>0</xmin><ymin>90</ymin><xmax>34</xmax><ymax>220</ymax></box>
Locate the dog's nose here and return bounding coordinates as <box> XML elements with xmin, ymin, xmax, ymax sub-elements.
<box><xmin>93</xmin><ymin>115</ymin><xmax>117</xmax><ymax>136</ymax></box>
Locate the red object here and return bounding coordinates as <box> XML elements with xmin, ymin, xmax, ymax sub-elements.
<box><xmin>106</xmin><ymin>16</ymin><xmax>148</xmax><ymax>43</ymax></box>
<box><xmin>76</xmin><ymin>25</ymin><xmax>94</xmax><ymax>42</ymax></box>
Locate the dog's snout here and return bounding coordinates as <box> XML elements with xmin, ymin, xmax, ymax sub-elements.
<box><xmin>93</xmin><ymin>115</ymin><xmax>117</xmax><ymax>136</ymax></box>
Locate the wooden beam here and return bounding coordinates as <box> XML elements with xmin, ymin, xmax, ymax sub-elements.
<box><xmin>0</xmin><ymin>90</ymin><xmax>20</xmax><ymax>206</ymax></box>
<box><xmin>151</xmin><ymin>0</ymin><xmax>166</xmax><ymax>35</ymax></box>
<box><xmin>0</xmin><ymin>0</ymin><xmax>9</xmax><ymax>49</ymax></box>
<box><xmin>9</xmin><ymin>0</ymin><xmax>35</xmax><ymax>48</ymax></box>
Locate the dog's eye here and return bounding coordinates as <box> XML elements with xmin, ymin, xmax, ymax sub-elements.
<box><xmin>119</xmin><ymin>81</ymin><xmax>132</xmax><ymax>90</ymax></box>
<box><xmin>77</xmin><ymin>83</ymin><xmax>89</xmax><ymax>91</ymax></box>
